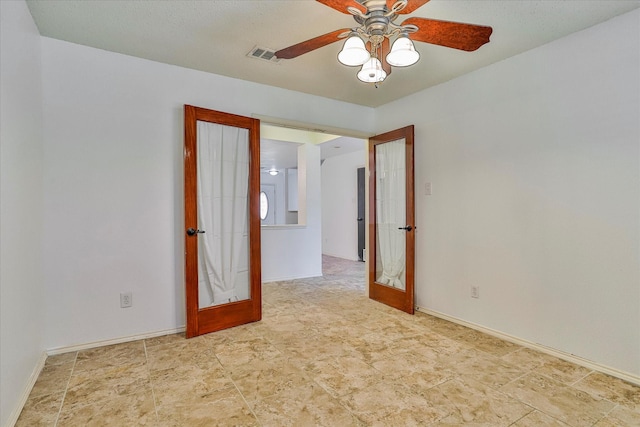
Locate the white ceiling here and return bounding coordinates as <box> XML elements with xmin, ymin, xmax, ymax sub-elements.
<box><xmin>261</xmin><ymin>125</ymin><xmax>366</xmax><ymax>172</ymax></box>
<box><xmin>26</xmin><ymin>0</ymin><xmax>640</xmax><ymax>108</ymax></box>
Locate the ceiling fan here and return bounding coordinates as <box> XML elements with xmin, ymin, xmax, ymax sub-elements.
<box><xmin>274</xmin><ymin>0</ymin><xmax>492</xmax><ymax>83</ymax></box>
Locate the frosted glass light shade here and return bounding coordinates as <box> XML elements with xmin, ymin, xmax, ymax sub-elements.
<box><xmin>357</xmin><ymin>57</ymin><xmax>387</xmax><ymax>83</ymax></box>
<box><xmin>337</xmin><ymin>36</ymin><xmax>370</xmax><ymax>66</ymax></box>
<box><xmin>386</xmin><ymin>36</ymin><xmax>420</xmax><ymax>67</ymax></box>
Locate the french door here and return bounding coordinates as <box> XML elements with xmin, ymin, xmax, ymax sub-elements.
<box><xmin>368</xmin><ymin>125</ymin><xmax>415</xmax><ymax>314</ymax></box>
<box><xmin>184</xmin><ymin>105</ymin><xmax>261</xmax><ymax>338</ymax></box>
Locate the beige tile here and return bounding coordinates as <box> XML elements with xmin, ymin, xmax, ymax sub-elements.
<box><xmin>146</xmin><ymin>340</ymin><xmax>217</xmax><ymax>371</ymax></box>
<box><xmin>15</xmin><ymin>392</ymin><xmax>64</xmax><ymax>427</ymax></box>
<box><xmin>433</xmin><ymin>377</ymin><xmax>533</xmax><ymax>426</ymax></box>
<box><xmin>45</xmin><ymin>352</ymin><xmax>77</xmax><ymax>366</ymax></box>
<box><xmin>279</xmin><ymin>334</ymin><xmax>357</xmax><ymax>364</ymax></box>
<box><xmin>572</xmin><ymin>372</ymin><xmax>640</xmax><ymax>412</ymax></box>
<box><xmin>228</xmin><ymin>355</ymin><xmax>311</xmax><ymax>402</ymax></box>
<box><xmin>534</xmin><ymin>357</ymin><xmax>593</xmax><ymax>385</ymax></box>
<box><xmin>63</xmin><ymin>362</ymin><xmax>150</xmax><ymax>410</ymax></box>
<box><xmin>419</xmin><ymin>316</ymin><xmax>470</xmax><ymax>337</ymax></box>
<box><xmin>372</xmin><ymin>350</ymin><xmax>439</xmax><ymax>380</ymax></box>
<box><xmin>593</xmin><ymin>404</ymin><xmax>640</xmax><ymax>426</ymax></box>
<box><xmin>501</xmin><ymin>347</ymin><xmax>559</xmax><ymax>372</ymax></box>
<box><xmin>156</xmin><ymin>386</ymin><xmax>259</xmax><ymax>427</ymax></box>
<box><xmin>400</xmin><ymin>367</ymin><xmax>453</xmax><ymax>392</ymax></box>
<box><xmin>414</xmin><ymin>335</ymin><xmax>471</xmax><ymax>358</ymax></box>
<box><xmin>257</xmin><ymin>322</ymin><xmax>321</xmax><ymax>344</ymax></box>
<box><xmin>57</xmin><ymin>389</ymin><xmax>156</xmax><ymax>426</ymax></box>
<box><xmin>340</xmin><ymin>378</ymin><xmax>455</xmax><ymax>425</ymax></box>
<box><xmin>143</xmin><ymin>332</ymin><xmax>185</xmax><ymax>347</ymax></box>
<box><xmin>151</xmin><ymin>360</ymin><xmax>233</xmax><ymax>406</ymax></box>
<box><xmin>510</xmin><ymin>410</ymin><xmax>572</xmax><ymax>426</ymax></box>
<box><xmin>455</xmin><ymin>351</ymin><xmax>525</xmax><ymax>389</ymax></box>
<box><xmin>251</xmin><ymin>382</ymin><xmax>360</xmax><ymax>427</ymax></box>
<box><xmin>199</xmin><ymin>322</ymin><xmax>259</xmax><ymax>343</ymax></box>
<box><xmin>303</xmin><ymin>356</ymin><xmax>383</xmax><ymax>398</ymax></box>
<box><xmin>257</xmin><ymin>313</ymin><xmax>307</xmax><ymax>333</ymax></box>
<box><xmin>74</xmin><ymin>341</ymin><xmax>146</xmax><ymax>372</ymax></box>
<box><xmin>29</xmin><ymin>362</ymin><xmax>74</xmax><ymax>398</ymax></box>
<box><xmin>500</xmin><ymin>372</ymin><xmax>615</xmax><ymax>427</ymax></box>
<box><xmin>386</xmin><ymin>329</ymin><xmax>453</xmax><ymax>354</ymax></box>
<box><xmin>214</xmin><ymin>336</ymin><xmax>282</xmax><ymax>368</ymax></box>
<box><xmin>452</xmin><ymin>329</ymin><xmax>521</xmax><ymax>357</ymax></box>
<box><xmin>347</xmin><ymin>332</ymin><xmax>397</xmax><ymax>363</ymax></box>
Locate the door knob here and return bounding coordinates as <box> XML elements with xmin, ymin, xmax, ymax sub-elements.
<box><xmin>357</xmin><ymin>218</ymin><xmax>364</xmax><ymax>222</ymax></box>
<box><xmin>186</xmin><ymin>228</ymin><xmax>205</xmax><ymax>236</ymax></box>
<box><xmin>398</xmin><ymin>225</ymin><xmax>413</xmax><ymax>231</ymax></box>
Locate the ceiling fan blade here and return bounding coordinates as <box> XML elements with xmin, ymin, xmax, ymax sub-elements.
<box><xmin>389</xmin><ymin>0</ymin><xmax>430</xmax><ymax>14</ymax></box>
<box><xmin>275</xmin><ymin>29</ymin><xmax>350</xmax><ymax>59</ymax></box>
<box><xmin>402</xmin><ymin>17</ymin><xmax>492</xmax><ymax>51</ymax></box>
<box><xmin>316</xmin><ymin>0</ymin><xmax>366</xmax><ymax>14</ymax></box>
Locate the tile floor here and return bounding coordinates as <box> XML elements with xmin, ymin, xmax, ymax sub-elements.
<box><xmin>17</xmin><ymin>256</ymin><xmax>640</xmax><ymax>426</ymax></box>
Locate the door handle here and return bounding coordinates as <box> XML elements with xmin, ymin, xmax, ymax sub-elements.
<box><xmin>398</xmin><ymin>225</ymin><xmax>413</xmax><ymax>231</ymax></box>
<box><xmin>186</xmin><ymin>228</ymin><xmax>205</xmax><ymax>236</ymax></box>
<box><xmin>357</xmin><ymin>218</ymin><xmax>364</xmax><ymax>222</ymax></box>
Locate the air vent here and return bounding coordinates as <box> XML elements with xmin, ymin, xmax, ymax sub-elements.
<box><xmin>247</xmin><ymin>46</ymin><xmax>281</xmax><ymax>63</ymax></box>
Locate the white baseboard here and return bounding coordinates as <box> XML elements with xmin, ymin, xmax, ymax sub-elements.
<box><xmin>4</xmin><ymin>351</ymin><xmax>47</xmax><ymax>427</ymax></box>
<box><xmin>46</xmin><ymin>327</ymin><xmax>186</xmax><ymax>355</ymax></box>
<box><xmin>417</xmin><ymin>306</ymin><xmax>640</xmax><ymax>387</ymax></box>
<box><xmin>262</xmin><ymin>273</ymin><xmax>323</xmax><ymax>283</ymax></box>
<box><xmin>322</xmin><ymin>252</ymin><xmax>360</xmax><ymax>262</ymax></box>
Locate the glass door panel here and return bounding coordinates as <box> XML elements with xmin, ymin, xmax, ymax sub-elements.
<box><xmin>196</xmin><ymin>121</ymin><xmax>251</xmax><ymax>308</ymax></box>
<box><xmin>374</xmin><ymin>139</ymin><xmax>407</xmax><ymax>291</ymax></box>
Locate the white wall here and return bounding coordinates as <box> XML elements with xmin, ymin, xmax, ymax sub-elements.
<box><xmin>0</xmin><ymin>1</ymin><xmax>45</xmax><ymax>425</ymax></box>
<box><xmin>321</xmin><ymin>149</ymin><xmax>367</xmax><ymax>260</ymax></box>
<box><xmin>40</xmin><ymin>37</ymin><xmax>374</xmax><ymax>350</ymax></box>
<box><xmin>375</xmin><ymin>9</ymin><xmax>640</xmax><ymax>376</ymax></box>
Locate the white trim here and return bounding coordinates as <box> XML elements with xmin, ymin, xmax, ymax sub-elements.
<box><xmin>263</xmin><ymin>274</ymin><xmax>323</xmax><ymax>283</ymax></box>
<box><xmin>322</xmin><ymin>252</ymin><xmax>360</xmax><ymax>262</ymax></box>
<box><xmin>260</xmin><ymin>224</ymin><xmax>306</xmax><ymax>230</ymax></box>
<box><xmin>46</xmin><ymin>327</ymin><xmax>185</xmax><ymax>356</ymax></box>
<box><xmin>253</xmin><ymin>114</ymin><xmax>372</xmax><ymax>140</ymax></box>
<box><xmin>416</xmin><ymin>306</ymin><xmax>640</xmax><ymax>387</ymax></box>
<box><xmin>4</xmin><ymin>352</ymin><xmax>47</xmax><ymax>427</ymax></box>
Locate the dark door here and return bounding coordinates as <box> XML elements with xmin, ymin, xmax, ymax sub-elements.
<box><xmin>357</xmin><ymin>167</ymin><xmax>365</xmax><ymax>261</ymax></box>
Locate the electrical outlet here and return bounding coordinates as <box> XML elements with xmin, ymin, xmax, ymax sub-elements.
<box><xmin>120</xmin><ymin>292</ymin><xmax>132</xmax><ymax>308</ymax></box>
<box><xmin>471</xmin><ymin>286</ymin><xmax>480</xmax><ymax>299</ymax></box>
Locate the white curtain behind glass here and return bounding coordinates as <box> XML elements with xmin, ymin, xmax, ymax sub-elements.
<box><xmin>197</xmin><ymin>121</ymin><xmax>250</xmax><ymax>307</ymax></box>
<box><xmin>375</xmin><ymin>139</ymin><xmax>406</xmax><ymax>290</ymax></box>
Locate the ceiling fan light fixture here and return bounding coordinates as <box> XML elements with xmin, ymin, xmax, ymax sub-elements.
<box><xmin>386</xmin><ymin>35</ymin><xmax>420</xmax><ymax>67</ymax></box>
<box><xmin>337</xmin><ymin>35</ymin><xmax>370</xmax><ymax>66</ymax></box>
<box><xmin>357</xmin><ymin>57</ymin><xmax>387</xmax><ymax>83</ymax></box>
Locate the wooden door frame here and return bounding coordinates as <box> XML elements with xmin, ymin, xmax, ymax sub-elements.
<box><xmin>184</xmin><ymin>105</ymin><xmax>262</xmax><ymax>338</ymax></box>
<box><xmin>368</xmin><ymin>125</ymin><xmax>415</xmax><ymax>314</ymax></box>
